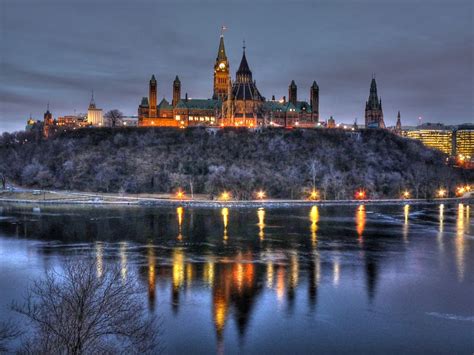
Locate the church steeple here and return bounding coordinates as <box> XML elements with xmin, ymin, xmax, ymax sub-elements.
<box><xmin>213</xmin><ymin>31</ymin><xmax>230</xmax><ymax>100</ymax></box>
<box><xmin>365</xmin><ymin>76</ymin><xmax>385</xmax><ymax>128</ymax></box>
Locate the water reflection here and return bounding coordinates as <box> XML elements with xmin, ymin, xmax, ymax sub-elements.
<box><xmin>0</xmin><ymin>203</ymin><xmax>472</xmax><ymax>352</ymax></box>
<box><xmin>403</xmin><ymin>204</ymin><xmax>410</xmax><ymax>242</ymax></box>
<box><xmin>221</xmin><ymin>207</ymin><xmax>229</xmax><ymax>241</ymax></box>
<box><xmin>95</xmin><ymin>241</ymin><xmax>104</xmax><ymax>278</ymax></box>
<box><xmin>257</xmin><ymin>208</ymin><xmax>265</xmax><ymax>241</ymax></box>
<box><xmin>177</xmin><ymin>206</ymin><xmax>184</xmax><ymax>240</ymax></box>
<box><xmin>147</xmin><ymin>243</ymin><xmax>156</xmax><ymax>309</ymax></box>
<box><xmin>356</xmin><ymin>205</ymin><xmax>366</xmax><ymax>243</ymax></box>
<box><xmin>310</xmin><ymin>206</ymin><xmax>319</xmax><ymax>247</ymax></box>
<box><xmin>456</xmin><ymin>204</ymin><xmax>466</xmax><ymax>282</ymax></box>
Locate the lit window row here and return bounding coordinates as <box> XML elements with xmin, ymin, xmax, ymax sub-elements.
<box><xmin>188</xmin><ymin>116</ymin><xmax>215</xmax><ymax>122</ymax></box>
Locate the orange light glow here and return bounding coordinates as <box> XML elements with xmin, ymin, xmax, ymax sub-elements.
<box><xmin>256</xmin><ymin>190</ymin><xmax>266</xmax><ymax>200</ymax></box>
<box><xmin>220</xmin><ymin>191</ymin><xmax>231</xmax><ymax>201</ymax></box>
<box><xmin>438</xmin><ymin>189</ymin><xmax>447</xmax><ymax>198</ymax></box>
<box><xmin>176</xmin><ymin>190</ymin><xmax>185</xmax><ymax>199</ymax></box>
<box><xmin>402</xmin><ymin>190</ymin><xmax>410</xmax><ymax>199</ymax></box>
<box><xmin>355</xmin><ymin>190</ymin><xmax>366</xmax><ymax>200</ymax></box>
<box><xmin>309</xmin><ymin>189</ymin><xmax>320</xmax><ymax>201</ymax></box>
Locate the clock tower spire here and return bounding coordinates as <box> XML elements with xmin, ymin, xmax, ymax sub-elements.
<box><xmin>213</xmin><ymin>28</ymin><xmax>230</xmax><ymax>100</ymax></box>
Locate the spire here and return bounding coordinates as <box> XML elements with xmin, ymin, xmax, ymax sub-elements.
<box><xmin>174</xmin><ymin>75</ymin><xmax>180</xmax><ymax>83</ymax></box>
<box><xmin>89</xmin><ymin>89</ymin><xmax>96</xmax><ymax>108</ymax></box>
<box><xmin>217</xmin><ymin>35</ymin><xmax>227</xmax><ymax>62</ymax></box>
<box><xmin>397</xmin><ymin>110</ymin><xmax>401</xmax><ymax>119</ymax></box>
<box><xmin>311</xmin><ymin>81</ymin><xmax>319</xmax><ymax>89</ymax></box>
<box><xmin>150</xmin><ymin>74</ymin><xmax>156</xmax><ymax>82</ymax></box>
<box><xmin>236</xmin><ymin>45</ymin><xmax>252</xmax><ymax>83</ymax></box>
<box><xmin>290</xmin><ymin>80</ymin><xmax>297</xmax><ymax>88</ymax></box>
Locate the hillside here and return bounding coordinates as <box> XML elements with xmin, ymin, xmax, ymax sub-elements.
<box><xmin>0</xmin><ymin>127</ymin><xmax>469</xmax><ymax>200</ymax></box>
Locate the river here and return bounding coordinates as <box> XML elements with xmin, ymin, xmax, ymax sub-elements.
<box><xmin>0</xmin><ymin>203</ymin><xmax>472</xmax><ymax>353</ymax></box>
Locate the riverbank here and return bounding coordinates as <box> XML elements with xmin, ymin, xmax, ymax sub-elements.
<box><xmin>0</xmin><ymin>189</ymin><xmax>472</xmax><ymax>208</ymax></box>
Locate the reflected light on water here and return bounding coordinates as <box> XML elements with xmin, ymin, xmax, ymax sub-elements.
<box><xmin>95</xmin><ymin>241</ymin><xmax>104</xmax><ymax>278</ymax></box>
<box><xmin>310</xmin><ymin>206</ymin><xmax>319</xmax><ymax>247</ymax></box>
<box><xmin>119</xmin><ymin>241</ymin><xmax>128</xmax><ymax>281</ymax></box>
<box><xmin>438</xmin><ymin>204</ymin><xmax>445</xmax><ymax>253</ymax></box>
<box><xmin>403</xmin><ymin>204</ymin><xmax>410</xmax><ymax>242</ymax></box>
<box><xmin>290</xmin><ymin>253</ymin><xmax>299</xmax><ymax>289</ymax></box>
<box><xmin>204</xmin><ymin>260</ymin><xmax>215</xmax><ymax>287</ymax></box>
<box><xmin>177</xmin><ymin>206</ymin><xmax>184</xmax><ymax>240</ymax></box>
<box><xmin>266</xmin><ymin>261</ymin><xmax>274</xmax><ymax>288</ymax></box>
<box><xmin>356</xmin><ymin>205</ymin><xmax>366</xmax><ymax>243</ymax></box>
<box><xmin>456</xmin><ymin>204</ymin><xmax>466</xmax><ymax>282</ymax></box>
<box><xmin>257</xmin><ymin>208</ymin><xmax>265</xmax><ymax>241</ymax></box>
<box><xmin>147</xmin><ymin>243</ymin><xmax>156</xmax><ymax>307</ymax></box>
<box><xmin>333</xmin><ymin>259</ymin><xmax>340</xmax><ymax>286</ymax></box>
<box><xmin>173</xmin><ymin>249</ymin><xmax>185</xmax><ymax>289</ymax></box>
<box><xmin>276</xmin><ymin>266</ymin><xmax>285</xmax><ymax>304</ymax></box>
<box><xmin>222</xmin><ymin>208</ymin><xmax>229</xmax><ymax>241</ymax></box>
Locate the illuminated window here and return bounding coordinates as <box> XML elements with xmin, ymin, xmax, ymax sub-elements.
<box><xmin>200</xmin><ymin>117</ymin><xmax>204</xmax><ymax>121</ymax></box>
<box><xmin>175</xmin><ymin>115</ymin><xmax>181</xmax><ymax>121</ymax></box>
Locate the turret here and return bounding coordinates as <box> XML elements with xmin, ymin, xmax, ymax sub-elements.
<box><xmin>288</xmin><ymin>80</ymin><xmax>297</xmax><ymax>106</ymax></box>
<box><xmin>173</xmin><ymin>76</ymin><xmax>181</xmax><ymax>107</ymax></box>
<box><xmin>149</xmin><ymin>75</ymin><xmax>157</xmax><ymax>118</ymax></box>
<box><xmin>310</xmin><ymin>81</ymin><xmax>319</xmax><ymax>122</ymax></box>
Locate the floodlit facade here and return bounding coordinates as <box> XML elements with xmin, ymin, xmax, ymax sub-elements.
<box><xmin>405</xmin><ymin>126</ymin><xmax>453</xmax><ymax>155</ymax></box>
<box><xmin>455</xmin><ymin>126</ymin><xmax>474</xmax><ymax>158</ymax></box>
<box><xmin>138</xmin><ymin>34</ymin><xmax>320</xmax><ymax>128</ymax></box>
<box><xmin>87</xmin><ymin>93</ymin><xmax>104</xmax><ymax>126</ymax></box>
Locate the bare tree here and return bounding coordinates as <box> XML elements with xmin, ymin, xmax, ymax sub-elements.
<box><xmin>0</xmin><ymin>321</ymin><xmax>21</xmax><ymax>352</ymax></box>
<box><xmin>13</xmin><ymin>259</ymin><xmax>160</xmax><ymax>354</ymax></box>
<box><xmin>0</xmin><ymin>172</ymin><xmax>6</xmax><ymax>190</ymax></box>
<box><xmin>104</xmin><ymin>109</ymin><xmax>124</xmax><ymax>128</ymax></box>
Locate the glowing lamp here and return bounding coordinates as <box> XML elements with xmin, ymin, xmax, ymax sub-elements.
<box><xmin>176</xmin><ymin>190</ymin><xmax>185</xmax><ymax>199</ymax></box>
<box><xmin>355</xmin><ymin>190</ymin><xmax>366</xmax><ymax>200</ymax></box>
<box><xmin>220</xmin><ymin>191</ymin><xmax>231</xmax><ymax>201</ymax></box>
<box><xmin>437</xmin><ymin>189</ymin><xmax>446</xmax><ymax>198</ymax></box>
<box><xmin>309</xmin><ymin>189</ymin><xmax>319</xmax><ymax>200</ymax></box>
<box><xmin>256</xmin><ymin>190</ymin><xmax>266</xmax><ymax>200</ymax></box>
<box><xmin>402</xmin><ymin>191</ymin><xmax>410</xmax><ymax>199</ymax></box>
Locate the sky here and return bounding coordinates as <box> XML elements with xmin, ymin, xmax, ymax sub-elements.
<box><xmin>0</xmin><ymin>0</ymin><xmax>472</xmax><ymax>132</ymax></box>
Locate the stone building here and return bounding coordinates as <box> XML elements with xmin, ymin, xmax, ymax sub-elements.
<box><xmin>137</xmin><ymin>34</ymin><xmax>320</xmax><ymax>128</ymax></box>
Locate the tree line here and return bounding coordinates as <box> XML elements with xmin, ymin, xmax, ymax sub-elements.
<box><xmin>0</xmin><ymin>127</ymin><xmax>470</xmax><ymax>199</ymax></box>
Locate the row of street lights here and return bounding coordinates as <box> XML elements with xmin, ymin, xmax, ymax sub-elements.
<box><xmin>173</xmin><ymin>185</ymin><xmax>471</xmax><ymax>201</ymax></box>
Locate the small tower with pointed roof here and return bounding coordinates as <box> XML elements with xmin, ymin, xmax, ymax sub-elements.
<box><xmin>213</xmin><ymin>32</ymin><xmax>230</xmax><ymax>100</ymax></box>
<box><xmin>310</xmin><ymin>81</ymin><xmax>319</xmax><ymax>122</ymax></box>
<box><xmin>394</xmin><ymin>111</ymin><xmax>402</xmax><ymax>134</ymax></box>
<box><xmin>288</xmin><ymin>80</ymin><xmax>297</xmax><ymax>106</ymax></box>
<box><xmin>149</xmin><ymin>74</ymin><xmax>157</xmax><ymax>118</ymax></box>
<box><xmin>173</xmin><ymin>76</ymin><xmax>181</xmax><ymax>107</ymax></box>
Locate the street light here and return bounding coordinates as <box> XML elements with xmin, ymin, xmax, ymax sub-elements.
<box><xmin>437</xmin><ymin>189</ymin><xmax>446</xmax><ymax>198</ymax></box>
<box><xmin>220</xmin><ymin>191</ymin><xmax>231</xmax><ymax>201</ymax></box>
<box><xmin>256</xmin><ymin>190</ymin><xmax>266</xmax><ymax>200</ymax></box>
<box><xmin>309</xmin><ymin>189</ymin><xmax>319</xmax><ymax>200</ymax></box>
<box><xmin>355</xmin><ymin>190</ymin><xmax>366</xmax><ymax>200</ymax></box>
<box><xmin>176</xmin><ymin>190</ymin><xmax>185</xmax><ymax>199</ymax></box>
<box><xmin>402</xmin><ymin>190</ymin><xmax>410</xmax><ymax>199</ymax></box>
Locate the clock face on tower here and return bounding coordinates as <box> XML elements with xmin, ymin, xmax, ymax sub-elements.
<box><xmin>219</xmin><ymin>62</ymin><xmax>226</xmax><ymax>70</ymax></box>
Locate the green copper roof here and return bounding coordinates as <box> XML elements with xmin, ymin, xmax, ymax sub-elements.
<box><xmin>158</xmin><ymin>98</ymin><xmax>173</xmax><ymax>109</ymax></box>
<box><xmin>176</xmin><ymin>99</ymin><xmax>221</xmax><ymax>110</ymax></box>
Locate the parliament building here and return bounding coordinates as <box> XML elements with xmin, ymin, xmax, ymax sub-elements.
<box><xmin>137</xmin><ymin>34</ymin><xmax>319</xmax><ymax>128</ymax></box>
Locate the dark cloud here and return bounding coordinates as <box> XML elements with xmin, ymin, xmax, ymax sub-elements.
<box><xmin>1</xmin><ymin>0</ymin><xmax>472</xmax><ymax>132</ymax></box>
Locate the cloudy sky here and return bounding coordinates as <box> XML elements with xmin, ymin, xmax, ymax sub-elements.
<box><xmin>0</xmin><ymin>0</ymin><xmax>472</xmax><ymax>132</ymax></box>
